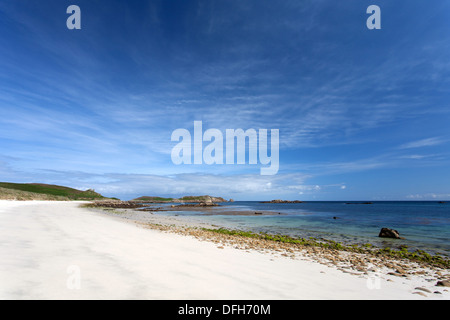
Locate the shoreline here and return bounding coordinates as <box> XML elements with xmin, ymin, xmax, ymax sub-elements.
<box><xmin>90</xmin><ymin>203</ymin><xmax>450</xmax><ymax>261</ymax></box>
<box><xmin>89</xmin><ymin>205</ymin><xmax>450</xmax><ymax>295</ymax></box>
<box><xmin>1</xmin><ymin>200</ymin><xmax>449</xmax><ymax>300</ymax></box>
<box><xmin>92</xmin><ymin>206</ymin><xmax>450</xmax><ymax>271</ymax></box>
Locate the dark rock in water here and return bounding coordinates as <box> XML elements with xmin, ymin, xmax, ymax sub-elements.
<box><xmin>333</xmin><ymin>216</ymin><xmax>338</xmax><ymax>220</ymax></box>
<box><xmin>254</xmin><ymin>212</ymin><xmax>263</xmax><ymax>215</ymax></box>
<box><xmin>378</xmin><ymin>228</ymin><xmax>403</xmax><ymax>239</ymax></box>
<box><xmin>137</xmin><ymin>207</ymin><xmax>164</xmax><ymax>212</ymax></box>
<box><xmin>260</xmin><ymin>199</ymin><xmax>304</xmax><ymax>203</ymax></box>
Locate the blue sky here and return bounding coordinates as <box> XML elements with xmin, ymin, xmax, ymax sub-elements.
<box><xmin>1</xmin><ymin>0</ymin><xmax>449</xmax><ymax>200</ymax></box>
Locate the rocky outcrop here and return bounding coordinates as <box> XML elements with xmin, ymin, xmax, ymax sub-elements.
<box><xmin>260</xmin><ymin>199</ymin><xmax>304</xmax><ymax>203</ymax></box>
<box><xmin>174</xmin><ymin>202</ymin><xmax>218</xmax><ymax>207</ymax></box>
<box><xmin>378</xmin><ymin>228</ymin><xmax>404</xmax><ymax>239</ymax></box>
<box><xmin>89</xmin><ymin>200</ymin><xmax>145</xmax><ymax>209</ymax></box>
<box><xmin>175</xmin><ymin>195</ymin><xmax>227</xmax><ymax>203</ymax></box>
<box><xmin>133</xmin><ymin>195</ymin><xmax>229</xmax><ymax>203</ymax></box>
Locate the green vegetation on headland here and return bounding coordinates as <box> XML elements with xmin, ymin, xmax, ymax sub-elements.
<box><xmin>133</xmin><ymin>196</ymin><xmax>174</xmax><ymax>202</ymax></box>
<box><xmin>180</xmin><ymin>196</ymin><xmax>207</xmax><ymax>201</ymax></box>
<box><xmin>202</xmin><ymin>228</ymin><xmax>450</xmax><ymax>269</ymax></box>
<box><xmin>0</xmin><ymin>182</ymin><xmax>109</xmax><ymax>201</ymax></box>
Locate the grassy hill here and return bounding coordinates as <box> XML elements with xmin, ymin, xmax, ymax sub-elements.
<box><xmin>0</xmin><ymin>182</ymin><xmax>109</xmax><ymax>201</ymax></box>
<box><xmin>133</xmin><ymin>196</ymin><xmax>174</xmax><ymax>202</ymax></box>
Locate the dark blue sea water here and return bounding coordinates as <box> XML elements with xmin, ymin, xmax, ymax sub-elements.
<box><xmin>156</xmin><ymin>201</ymin><xmax>450</xmax><ymax>256</ymax></box>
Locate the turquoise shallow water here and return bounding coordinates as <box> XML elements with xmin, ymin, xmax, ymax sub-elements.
<box><xmin>154</xmin><ymin>201</ymin><xmax>450</xmax><ymax>256</ymax></box>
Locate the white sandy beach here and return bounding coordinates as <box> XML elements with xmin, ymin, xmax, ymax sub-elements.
<box><xmin>0</xmin><ymin>200</ymin><xmax>447</xmax><ymax>300</ymax></box>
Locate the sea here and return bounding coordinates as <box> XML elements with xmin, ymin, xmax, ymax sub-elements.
<box><xmin>155</xmin><ymin>201</ymin><xmax>450</xmax><ymax>257</ymax></box>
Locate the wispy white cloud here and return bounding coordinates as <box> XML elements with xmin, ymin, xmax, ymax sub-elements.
<box><xmin>1</xmin><ymin>1</ymin><xmax>450</xmax><ymax>201</ymax></box>
<box><xmin>399</xmin><ymin>137</ymin><xmax>447</xmax><ymax>149</ymax></box>
<box><xmin>0</xmin><ymin>164</ymin><xmax>313</xmax><ymax>200</ymax></box>
<box><xmin>406</xmin><ymin>193</ymin><xmax>450</xmax><ymax>200</ymax></box>
<box><xmin>398</xmin><ymin>154</ymin><xmax>440</xmax><ymax>160</ymax></box>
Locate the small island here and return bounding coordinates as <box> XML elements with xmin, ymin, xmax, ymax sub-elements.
<box><xmin>132</xmin><ymin>195</ymin><xmax>229</xmax><ymax>204</ymax></box>
<box><xmin>260</xmin><ymin>199</ymin><xmax>304</xmax><ymax>204</ymax></box>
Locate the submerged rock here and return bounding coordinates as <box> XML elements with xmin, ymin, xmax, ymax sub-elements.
<box><xmin>378</xmin><ymin>228</ymin><xmax>403</xmax><ymax>239</ymax></box>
